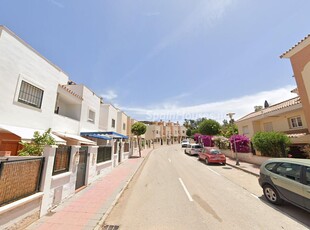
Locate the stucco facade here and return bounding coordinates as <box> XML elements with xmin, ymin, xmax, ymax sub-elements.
<box><xmin>236</xmin><ymin>97</ymin><xmax>310</xmax><ymax>145</ymax></box>
<box><xmin>99</xmin><ymin>104</ymin><xmax>118</xmax><ymax>132</ymax></box>
<box><xmin>0</xmin><ymin>26</ymin><xmax>68</xmax><ymax>131</ymax></box>
<box><xmin>281</xmin><ymin>34</ymin><xmax>310</xmax><ymax>132</ymax></box>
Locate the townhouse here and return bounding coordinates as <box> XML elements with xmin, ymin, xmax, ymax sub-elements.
<box><xmin>235</xmin><ymin>33</ymin><xmax>310</xmax><ymax>157</ymax></box>
<box><xmin>0</xmin><ymin>25</ymin><xmax>132</xmax><ymax>227</ymax></box>
<box><xmin>143</xmin><ymin>120</ymin><xmax>187</xmax><ymax>145</ymax></box>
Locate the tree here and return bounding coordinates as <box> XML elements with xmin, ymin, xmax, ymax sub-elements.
<box><xmin>198</xmin><ymin>119</ymin><xmax>221</xmax><ymax>136</ymax></box>
<box><xmin>131</xmin><ymin>122</ymin><xmax>147</xmax><ymax>157</ymax></box>
<box><xmin>18</xmin><ymin>128</ymin><xmax>56</xmax><ymax>156</ymax></box>
<box><xmin>220</xmin><ymin>119</ymin><xmax>238</xmax><ymax>138</ymax></box>
<box><xmin>252</xmin><ymin>132</ymin><xmax>290</xmax><ymax>157</ymax></box>
<box><xmin>186</xmin><ymin>129</ymin><xmax>192</xmax><ymax>137</ymax></box>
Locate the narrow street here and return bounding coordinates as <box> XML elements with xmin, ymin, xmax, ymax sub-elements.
<box><xmin>104</xmin><ymin>145</ymin><xmax>309</xmax><ymax>230</ymax></box>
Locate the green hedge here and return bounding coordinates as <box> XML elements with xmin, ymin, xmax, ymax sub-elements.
<box><xmin>252</xmin><ymin>131</ymin><xmax>290</xmax><ymax>157</ymax></box>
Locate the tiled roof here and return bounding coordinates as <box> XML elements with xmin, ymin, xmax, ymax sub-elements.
<box><xmin>280</xmin><ymin>34</ymin><xmax>310</xmax><ymax>58</ymax></box>
<box><xmin>59</xmin><ymin>84</ymin><xmax>83</xmax><ymax>100</ymax></box>
<box><xmin>237</xmin><ymin>96</ymin><xmax>301</xmax><ymax>122</ymax></box>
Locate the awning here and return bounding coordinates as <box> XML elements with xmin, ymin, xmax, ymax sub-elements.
<box><xmin>81</xmin><ymin>133</ymin><xmax>112</xmax><ymax>140</ymax></box>
<box><xmin>53</xmin><ymin>132</ymin><xmax>96</xmax><ymax>145</ymax></box>
<box><xmin>81</xmin><ymin>131</ymin><xmax>127</xmax><ymax>139</ymax></box>
<box><xmin>0</xmin><ymin>124</ymin><xmax>66</xmax><ymax>145</ymax></box>
<box><xmin>286</xmin><ymin>133</ymin><xmax>307</xmax><ymax>138</ymax></box>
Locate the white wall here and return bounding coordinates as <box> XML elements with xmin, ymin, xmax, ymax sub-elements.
<box><xmin>117</xmin><ymin>111</ymin><xmax>128</xmax><ymax>135</ymax></box>
<box><xmin>66</xmin><ymin>85</ymin><xmax>101</xmax><ymax>133</ymax></box>
<box><xmin>0</xmin><ymin>27</ymin><xmax>69</xmax><ymax>130</ymax></box>
<box><xmin>99</xmin><ymin>104</ymin><xmax>118</xmax><ymax>132</ymax></box>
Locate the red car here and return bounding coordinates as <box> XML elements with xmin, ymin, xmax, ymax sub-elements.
<box><xmin>198</xmin><ymin>147</ymin><xmax>226</xmax><ymax>165</ymax></box>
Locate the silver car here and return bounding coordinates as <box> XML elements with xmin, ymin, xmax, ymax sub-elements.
<box><xmin>184</xmin><ymin>144</ymin><xmax>202</xmax><ymax>156</ymax></box>
<box><xmin>258</xmin><ymin>158</ymin><xmax>310</xmax><ymax>212</ymax></box>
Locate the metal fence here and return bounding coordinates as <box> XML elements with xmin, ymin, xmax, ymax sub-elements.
<box><xmin>97</xmin><ymin>146</ymin><xmax>112</xmax><ymax>163</ymax></box>
<box><xmin>0</xmin><ymin>157</ymin><xmax>44</xmax><ymax>206</ymax></box>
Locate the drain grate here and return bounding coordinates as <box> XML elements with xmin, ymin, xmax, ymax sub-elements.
<box><xmin>103</xmin><ymin>225</ymin><xmax>120</xmax><ymax>230</ymax></box>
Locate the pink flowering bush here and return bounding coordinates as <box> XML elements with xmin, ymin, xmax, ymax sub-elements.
<box><xmin>229</xmin><ymin>134</ymin><xmax>250</xmax><ymax>153</ymax></box>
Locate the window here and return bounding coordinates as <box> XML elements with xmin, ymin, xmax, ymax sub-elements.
<box><xmin>289</xmin><ymin>116</ymin><xmax>303</xmax><ymax>128</ymax></box>
<box><xmin>305</xmin><ymin>167</ymin><xmax>310</xmax><ymax>186</ymax></box>
<box><xmin>53</xmin><ymin>146</ymin><xmax>71</xmax><ymax>175</ymax></box>
<box><xmin>265</xmin><ymin>163</ymin><xmax>277</xmax><ymax>171</ymax></box>
<box><xmin>123</xmin><ymin>123</ymin><xmax>126</xmax><ymax>130</ymax></box>
<box><xmin>97</xmin><ymin>146</ymin><xmax>112</xmax><ymax>163</ymax></box>
<box><xmin>242</xmin><ymin>126</ymin><xmax>249</xmax><ymax>135</ymax></box>
<box><xmin>111</xmin><ymin>119</ymin><xmax>116</xmax><ymax>128</ymax></box>
<box><xmin>18</xmin><ymin>80</ymin><xmax>44</xmax><ymax>108</ymax></box>
<box><xmin>275</xmin><ymin>163</ymin><xmax>301</xmax><ymax>182</ymax></box>
<box><xmin>263</xmin><ymin>122</ymin><xmax>273</xmax><ymax>132</ymax></box>
<box><xmin>88</xmin><ymin>109</ymin><xmax>95</xmax><ymax>123</ymax></box>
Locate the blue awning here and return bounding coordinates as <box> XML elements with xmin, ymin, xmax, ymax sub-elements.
<box><xmin>81</xmin><ymin>131</ymin><xmax>128</xmax><ymax>140</ymax></box>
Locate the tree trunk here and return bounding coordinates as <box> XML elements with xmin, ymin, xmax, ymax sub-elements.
<box><xmin>137</xmin><ymin>136</ymin><xmax>141</xmax><ymax>157</ymax></box>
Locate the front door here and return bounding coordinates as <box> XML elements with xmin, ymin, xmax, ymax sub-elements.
<box><xmin>75</xmin><ymin>146</ymin><xmax>87</xmax><ymax>190</ymax></box>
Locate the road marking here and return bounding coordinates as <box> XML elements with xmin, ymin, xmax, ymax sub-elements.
<box><xmin>251</xmin><ymin>194</ymin><xmax>259</xmax><ymax>199</ymax></box>
<box><xmin>168</xmin><ymin>158</ymin><xmax>171</xmax><ymax>163</ymax></box>
<box><xmin>206</xmin><ymin>167</ymin><xmax>221</xmax><ymax>176</ymax></box>
<box><xmin>179</xmin><ymin>178</ymin><xmax>193</xmax><ymax>202</ymax></box>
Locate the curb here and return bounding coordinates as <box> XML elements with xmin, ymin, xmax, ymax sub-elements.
<box><xmin>94</xmin><ymin>148</ymin><xmax>154</xmax><ymax>230</ymax></box>
<box><xmin>226</xmin><ymin>162</ymin><xmax>260</xmax><ymax>177</ymax></box>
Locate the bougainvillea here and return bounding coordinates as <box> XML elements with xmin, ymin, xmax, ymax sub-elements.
<box><xmin>229</xmin><ymin>134</ymin><xmax>250</xmax><ymax>153</ymax></box>
<box><xmin>193</xmin><ymin>133</ymin><xmax>202</xmax><ymax>143</ymax></box>
<box><xmin>200</xmin><ymin>135</ymin><xmax>214</xmax><ymax>147</ymax></box>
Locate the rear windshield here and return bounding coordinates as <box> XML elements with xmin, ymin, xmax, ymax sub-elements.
<box><xmin>210</xmin><ymin>149</ymin><xmax>221</xmax><ymax>155</ymax></box>
<box><xmin>192</xmin><ymin>145</ymin><xmax>202</xmax><ymax>149</ymax></box>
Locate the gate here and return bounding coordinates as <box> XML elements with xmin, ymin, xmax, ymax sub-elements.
<box><xmin>75</xmin><ymin>146</ymin><xmax>88</xmax><ymax>190</ymax></box>
<box><xmin>118</xmin><ymin>141</ymin><xmax>122</xmax><ymax>163</ymax></box>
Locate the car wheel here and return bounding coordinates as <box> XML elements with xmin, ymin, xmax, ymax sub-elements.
<box><xmin>205</xmin><ymin>158</ymin><xmax>209</xmax><ymax>165</ymax></box>
<box><xmin>263</xmin><ymin>184</ymin><xmax>283</xmax><ymax>205</ymax></box>
<box><xmin>184</xmin><ymin>150</ymin><xmax>186</xmax><ymax>154</ymax></box>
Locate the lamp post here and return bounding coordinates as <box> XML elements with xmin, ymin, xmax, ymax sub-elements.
<box><xmin>226</xmin><ymin>112</ymin><xmax>240</xmax><ymax>166</ymax></box>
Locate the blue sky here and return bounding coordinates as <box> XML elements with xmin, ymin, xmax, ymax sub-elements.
<box><xmin>1</xmin><ymin>0</ymin><xmax>309</xmax><ymax>123</ymax></box>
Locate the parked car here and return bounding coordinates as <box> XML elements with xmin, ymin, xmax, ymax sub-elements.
<box><xmin>184</xmin><ymin>144</ymin><xmax>202</xmax><ymax>156</ymax></box>
<box><xmin>181</xmin><ymin>139</ymin><xmax>190</xmax><ymax>148</ymax></box>
<box><xmin>198</xmin><ymin>147</ymin><xmax>226</xmax><ymax>165</ymax></box>
<box><xmin>258</xmin><ymin>158</ymin><xmax>310</xmax><ymax>212</ymax></box>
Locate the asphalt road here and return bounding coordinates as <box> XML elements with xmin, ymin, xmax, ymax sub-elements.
<box><xmin>104</xmin><ymin>145</ymin><xmax>309</xmax><ymax>230</ymax></box>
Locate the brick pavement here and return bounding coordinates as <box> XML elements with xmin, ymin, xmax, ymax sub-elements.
<box><xmin>26</xmin><ymin>148</ymin><xmax>152</xmax><ymax>230</ymax></box>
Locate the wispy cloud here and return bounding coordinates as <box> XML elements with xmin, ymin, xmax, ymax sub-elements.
<box><xmin>122</xmin><ymin>0</ymin><xmax>234</xmax><ymax>80</ymax></box>
<box><xmin>120</xmin><ymin>85</ymin><xmax>296</xmax><ymax>123</ymax></box>
<box><xmin>48</xmin><ymin>0</ymin><xmax>65</xmax><ymax>8</ymax></box>
<box><xmin>101</xmin><ymin>90</ymin><xmax>118</xmax><ymax>101</ymax></box>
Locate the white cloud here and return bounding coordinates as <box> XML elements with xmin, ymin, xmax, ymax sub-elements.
<box><xmin>122</xmin><ymin>0</ymin><xmax>235</xmax><ymax>80</ymax></box>
<box><xmin>101</xmin><ymin>90</ymin><xmax>118</xmax><ymax>101</ymax></box>
<box><xmin>48</xmin><ymin>0</ymin><xmax>65</xmax><ymax>8</ymax></box>
<box><xmin>120</xmin><ymin>85</ymin><xmax>297</xmax><ymax>123</ymax></box>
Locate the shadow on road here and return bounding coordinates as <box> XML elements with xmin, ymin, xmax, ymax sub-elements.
<box><xmin>258</xmin><ymin>194</ymin><xmax>310</xmax><ymax>227</ymax></box>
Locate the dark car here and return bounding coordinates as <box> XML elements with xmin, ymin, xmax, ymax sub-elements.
<box><xmin>258</xmin><ymin>158</ymin><xmax>310</xmax><ymax>212</ymax></box>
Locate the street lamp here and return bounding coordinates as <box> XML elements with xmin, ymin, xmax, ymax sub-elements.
<box><xmin>226</xmin><ymin>112</ymin><xmax>240</xmax><ymax>166</ymax></box>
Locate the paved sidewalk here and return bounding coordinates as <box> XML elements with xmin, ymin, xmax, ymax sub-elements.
<box><xmin>26</xmin><ymin>148</ymin><xmax>153</xmax><ymax>230</ymax></box>
<box><xmin>225</xmin><ymin>157</ymin><xmax>260</xmax><ymax>176</ymax></box>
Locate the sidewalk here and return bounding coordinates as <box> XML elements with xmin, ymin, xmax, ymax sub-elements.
<box><xmin>225</xmin><ymin>156</ymin><xmax>260</xmax><ymax>176</ymax></box>
<box><xmin>26</xmin><ymin>148</ymin><xmax>153</xmax><ymax>230</ymax></box>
